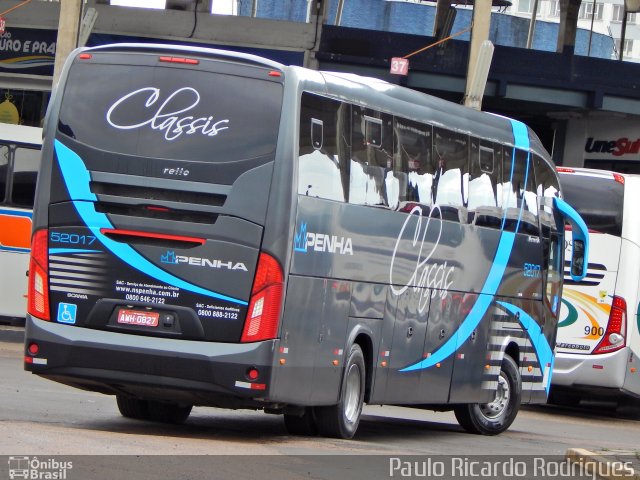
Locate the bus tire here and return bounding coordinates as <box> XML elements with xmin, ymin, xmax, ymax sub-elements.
<box><xmin>116</xmin><ymin>395</ymin><xmax>150</xmax><ymax>420</ymax></box>
<box><xmin>454</xmin><ymin>353</ymin><xmax>521</xmax><ymax>435</ymax></box>
<box><xmin>147</xmin><ymin>400</ymin><xmax>192</xmax><ymax>424</ymax></box>
<box><xmin>283</xmin><ymin>407</ymin><xmax>318</xmax><ymax>436</ymax></box>
<box><xmin>314</xmin><ymin>343</ymin><xmax>365</xmax><ymax>439</ymax></box>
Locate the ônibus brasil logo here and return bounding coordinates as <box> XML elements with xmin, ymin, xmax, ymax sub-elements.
<box><xmin>294</xmin><ymin>222</ymin><xmax>353</xmax><ymax>256</ymax></box>
<box><xmin>8</xmin><ymin>456</ymin><xmax>72</xmax><ymax>480</ymax></box>
<box><xmin>160</xmin><ymin>250</ymin><xmax>247</xmax><ymax>271</ymax></box>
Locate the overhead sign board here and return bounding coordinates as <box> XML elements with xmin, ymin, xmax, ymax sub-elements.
<box><xmin>390</xmin><ymin>57</ymin><xmax>409</xmax><ymax>76</ymax></box>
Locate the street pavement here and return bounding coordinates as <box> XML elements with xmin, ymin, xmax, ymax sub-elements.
<box><xmin>2</xmin><ymin>323</ymin><xmax>638</xmax><ymax>478</ymax></box>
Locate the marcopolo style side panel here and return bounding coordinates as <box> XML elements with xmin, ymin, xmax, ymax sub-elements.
<box><xmin>269</xmin><ymin>275</ymin><xmax>351</xmax><ymax>405</ymax></box>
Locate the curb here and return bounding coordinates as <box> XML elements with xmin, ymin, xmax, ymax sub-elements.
<box><xmin>566</xmin><ymin>448</ymin><xmax>640</xmax><ymax>480</ymax></box>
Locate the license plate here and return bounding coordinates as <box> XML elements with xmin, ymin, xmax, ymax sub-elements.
<box><xmin>117</xmin><ymin>309</ymin><xmax>159</xmax><ymax>327</ymax></box>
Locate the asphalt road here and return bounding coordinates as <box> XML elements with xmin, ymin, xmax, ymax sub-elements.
<box><xmin>1</xmin><ymin>339</ymin><xmax>639</xmax><ymax>461</ymax></box>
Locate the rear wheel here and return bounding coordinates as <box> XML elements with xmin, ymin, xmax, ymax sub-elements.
<box><xmin>314</xmin><ymin>343</ymin><xmax>365</xmax><ymax>439</ymax></box>
<box><xmin>283</xmin><ymin>407</ymin><xmax>318</xmax><ymax>436</ymax></box>
<box><xmin>116</xmin><ymin>395</ymin><xmax>150</xmax><ymax>420</ymax></box>
<box><xmin>147</xmin><ymin>400</ymin><xmax>192</xmax><ymax>424</ymax></box>
<box><xmin>454</xmin><ymin>353</ymin><xmax>521</xmax><ymax>435</ymax></box>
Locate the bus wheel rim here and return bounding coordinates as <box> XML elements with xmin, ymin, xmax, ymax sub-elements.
<box><xmin>343</xmin><ymin>363</ymin><xmax>361</xmax><ymax>423</ymax></box>
<box><xmin>479</xmin><ymin>372</ymin><xmax>510</xmax><ymax>420</ymax></box>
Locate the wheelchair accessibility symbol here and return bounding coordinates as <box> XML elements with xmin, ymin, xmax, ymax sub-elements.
<box><xmin>57</xmin><ymin>303</ymin><xmax>77</xmax><ymax>324</ymax></box>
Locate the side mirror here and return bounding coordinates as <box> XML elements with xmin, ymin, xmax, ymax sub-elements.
<box><xmin>553</xmin><ymin>197</ymin><xmax>589</xmax><ymax>282</ymax></box>
<box><xmin>571</xmin><ymin>239</ymin><xmax>586</xmax><ymax>279</ymax></box>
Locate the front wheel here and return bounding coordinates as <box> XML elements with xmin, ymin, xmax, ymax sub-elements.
<box><xmin>454</xmin><ymin>353</ymin><xmax>521</xmax><ymax>435</ymax></box>
<box><xmin>314</xmin><ymin>343</ymin><xmax>366</xmax><ymax>439</ymax></box>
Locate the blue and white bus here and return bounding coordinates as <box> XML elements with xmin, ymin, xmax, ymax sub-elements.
<box><xmin>24</xmin><ymin>44</ymin><xmax>588</xmax><ymax>438</ymax></box>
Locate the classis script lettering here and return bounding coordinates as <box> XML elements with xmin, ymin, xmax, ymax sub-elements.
<box><xmin>106</xmin><ymin>87</ymin><xmax>230</xmax><ymax>141</ymax></box>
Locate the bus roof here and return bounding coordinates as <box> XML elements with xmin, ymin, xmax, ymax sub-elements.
<box><xmin>0</xmin><ymin>123</ymin><xmax>42</xmax><ymax>147</ymax></box>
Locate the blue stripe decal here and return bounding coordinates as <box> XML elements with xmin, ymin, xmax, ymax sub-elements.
<box><xmin>401</xmin><ymin>118</ymin><xmax>542</xmax><ymax>372</ymax></box>
<box><xmin>0</xmin><ymin>208</ymin><xmax>32</xmax><ymax>218</ymax></box>
<box><xmin>401</xmin><ymin>231</ymin><xmax>516</xmax><ymax>372</ymax></box>
<box><xmin>0</xmin><ymin>245</ymin><xmax>29</xmax><ymax>253</ymax></box>
<box><xmin>497</xmin><ymin>301</ymin><xmax>554</xmax><ymax>393</ymax></box>
<box><xmin>54</xmin><ymin>140</ymin><xmax>247</xmax><ymax>306</ymax></box>
<box><xmin>49</xmin><ymin>248</ymin><xmax>102</xmax><ymax>255</ymax></box>
<box><xmin>511</xmin><ymin>119</ymin><xmax>530</xmax><ymax>150</ymax></box>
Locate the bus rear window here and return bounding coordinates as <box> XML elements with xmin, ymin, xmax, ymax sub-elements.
<box><xmin>57</xmin><ymin>62</ymin><xmax>283</xmax><ymax>163</ymax></box>
<box><xmin>559</xmin><ymin>173</ymin><xmax>623</xmax><ymax>236</ymax></box>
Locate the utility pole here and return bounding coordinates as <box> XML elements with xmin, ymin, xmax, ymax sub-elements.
<box><xmin>463</xmin><ymin>0</ymin><xmax>493</xmax><ymax>110</ymax></box>
<box><xmin>53</xmin><ymin>0</ymin><xmax>83</xmax><ymax>87</ymax></box>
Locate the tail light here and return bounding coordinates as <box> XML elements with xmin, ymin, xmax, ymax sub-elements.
<box><xmin>241</xmin><ymin>253</ymin><xmax>283</xmax><ymax>343</ymax></box>
<box><xmin>27</xmin><ymin>229</ymin><xmax>50</xmax><ymax>321</ymax></box>
<box><xmin>593</xmin><ymin>295</ymin><xmax>626</xmax><ymax>354</ymax></box>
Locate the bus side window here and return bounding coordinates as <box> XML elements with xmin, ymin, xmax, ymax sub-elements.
<box><xmin>432</xmin><ymin>127</ymin><xmax>469</xmax><ymax>221</ymax></box>
<box><xmin>0</xmin><ymin>144</ymin><xmax>8</xmax><ymax>202</ymax></box>
<box><xmin>349</xmin><ymin>107</ymin><xmax>392</xmax><ymax>207</ymax></box>
<box><xmin>521</xmin><ymin>153</ymin><xmax>539</xmax><ymax>236</ymax></box>
<box><xmin>468</xmin><ymin>138</ymin><xmax>503</xmax><ymax>228</ymax></box>
<box><xmin>500</xmin><ymin>148</ymin><xmax>537</xmax><ymax>233</ymax></box>
<box><xmin>11</xmin><ymin>146</ymin><xmax>39</xmax><ymax>208</ymax></box>
<box><xmin>393</xmin><ymin>117</ymin><xmax>433</xmax><ymax>211</ymax></box>
<box><xmin>534</xmin><ymin>155</ymin><xmax>559</xmax><ymax>231</ymax></box>
<box><xmin>298</xmin><ymin>93</ymin><xmax>348</xmax><ymax>202</ymax></box>
<box><xmin>534</xmin><ymin>157</ymin><xmax>562</xmax><ymax>316</ymax></box>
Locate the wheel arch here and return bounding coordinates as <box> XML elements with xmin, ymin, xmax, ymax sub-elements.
<box><xmin>504</xmin><ymin>340</ymin><xmax>520</xmax><ymax>367</ymax></box>
<box><xmin>345</xmin><ymin>323</ymin><xmax>375</xmax><ymax>403</ymax></box>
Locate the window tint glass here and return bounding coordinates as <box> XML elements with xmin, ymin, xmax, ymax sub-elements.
<box><xmin>58</xmin><ymin>63</ymin><xmax>283</xmax><ymax>163</ymax></box>
<box><xmin>349</xmin><ymin>107</ymin><xmax>392</xmax><ymax>207</ymax></box>
<box><xmin>469</xmin><ymin>139</ymin><xmax>503</xmax><ymax>228</ymax></box>
<box><xmin>534</xmin><ymin>156</ymin><xmax>560</xmax><ymax>234</ymax></box>
<box><xmin>298</xmin><ymin>93</ymin><xmax>350</xmax><ymax>202</ymax></box>
<box><xmin>559</xmin><ymin>172</ymin><xmax>623</xmax><ymax>237</ymax></box>
<box><xmin>11</xmin><ymin>147</ymin><xmax>39</xmax><ymax>207</ymax></box>
<box><xmin>544</xmin><ymin>232</ymin><xmax>563</xmax><ymax>317</ymax></box>
<box><xmin>499</xmin><ymin>149</ymin><xmax>540</xmax><ymax>234</ymax></box>
<box><xmin>393</xmin><ymin>117</ymin><xmax>433</xmax><ymax>210</ymax></box>
<box><xmin>521</xmin><ymin>153</ymin><xmax>539</xmax><ymax>235</ymax></box>
<box><xmin>0</xmin><ymin>145</ymin><xmax>8</xmax><ymax>202</ymax></box>
<box><xmin>433</xmin><ymin>127</ymin><xmax>468</xmax><ymax>219</ymax></box>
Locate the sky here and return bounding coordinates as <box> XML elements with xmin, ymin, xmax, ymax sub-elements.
<box><xmin>110</xmin><ymin>0</ymin><xmax>236</xmax><ymax>14</ymax></box>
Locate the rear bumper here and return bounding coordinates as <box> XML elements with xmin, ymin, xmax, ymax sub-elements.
<box><xmin>24</xmin><ymin>316</ymin><xmax>277</xmax><ymax>408</ymax></box>
<box><xmin>551</xmin><ymin>348</ymin><xmax>629</xmax><ymax>390</ymax></box>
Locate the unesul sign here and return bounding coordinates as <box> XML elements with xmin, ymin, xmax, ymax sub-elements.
<box><xmin>583</xmin><ymin>118</ymin><xmax>640</xmax><ymax>161</ymax></box>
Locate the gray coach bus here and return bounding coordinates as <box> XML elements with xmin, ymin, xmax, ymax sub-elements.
<box><xmin>24</xmin><ymin>44</ymin><xmax>588</xmax><ymax>438</ymax></box>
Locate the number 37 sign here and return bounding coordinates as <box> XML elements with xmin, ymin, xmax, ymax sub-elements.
<box><xmin>390</xmin><ymin>57</ymin><xmax>409</xmax><ymax>76</ymax></box>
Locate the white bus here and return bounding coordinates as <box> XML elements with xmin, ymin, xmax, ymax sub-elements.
<box><xmin>0</xmin><ymin>123</ymin><xmax>42</xmax><ymax>323</ymax></box>
<box><xmin>553</xmin><ymin>167</ymin><xmax>640</xmax><ymax>407</ymax></box>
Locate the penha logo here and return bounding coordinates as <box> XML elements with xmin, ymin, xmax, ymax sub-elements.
<box><xmin>106</xmin><ymin>87</ymin><xmax>230</xmax><ymax>141</ymax></box>
<box><xmin>294</xmin><ymin>222</ymin><xmax>353</xmax><ymax>255</ymax></box>
<box><xmin>294</xmin><ymin>223</ymin><xmax>308</xmax><ymax>252</ymax></box>
<box><xmin>161</xmin><ymin>250</ymin><xmax>177</xmax><ymax>264</ymax></box>
<box><xmin>160</xmin><ymin>250</ymin><xmax>247</xmax><ymax>271</ymax></box>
